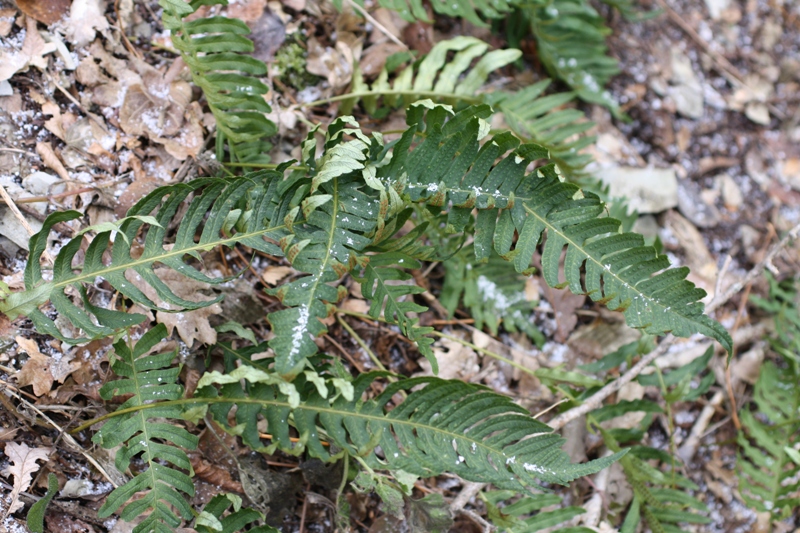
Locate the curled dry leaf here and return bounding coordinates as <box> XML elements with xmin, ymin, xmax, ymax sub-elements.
<box><xmin>1</xmin><ymin>442</ymin><xmax>52</xmax><ymax>516</ymax></box>
<box><xmin>16</xmin><ymin>0</ymin><xmax>71</xmax><ymax>25</ymax></box>
<box><xmin>14</xmin><ymin>336</ymin><xmax>80</xmax><ymax>396</ymax></box>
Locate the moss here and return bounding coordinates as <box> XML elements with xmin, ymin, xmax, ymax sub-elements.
<box><xmin>274</xmin><ymin>41</ymin><xmax>321</xmax><ymax>92</ymax></box>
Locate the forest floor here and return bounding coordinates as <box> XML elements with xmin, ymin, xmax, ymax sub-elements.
<box><xmin>0</xmin><ymin>0</ymin><xmax>799</xmax><ymax>532</ymax></box>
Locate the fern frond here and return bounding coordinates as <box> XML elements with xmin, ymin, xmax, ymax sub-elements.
<box><xmin>0</xmin><ymin>171</ymin><xmax>291</xmax><ymax>342</ymax></box>
<box><xmin>441</xmin><ymin>245</ymin><xmax>544</xmax><ymax>345</ymax></box>
<box><xmin>737</xmin><ymin>360</ymin><xmax>800</xmax><ymax>517</ymax></box>
<box><xmin>522</xmin><ymin>1</ymin><xmax>622</xmax><ymax>114</ymax></box>
<box><xmin>335</xmin><ymin>37</ymin><xmax>594</xmax><ymax>177</ymax></box>
<box><xmin>354</xmin><ymin>252</ymin><xmax>437</xmax><ymax>371</ymax></box>
<box><xmin>160</xmin><ymin>0</ymin><xmax>276</xmax><ymax>163</ymax></box>
<box><xmin>486</xmin><ymin>80</ymin><xmax>595</xmax><ymax>177</ymax></box>
<box><xmin>2</xmin><ymin>102</ymin><xmax>730</xmax><ymax>380</ymax></box>
<box><xmin>196</xmin><ymin>495</ymin><xmax>278</xmax><ymax>533</ymax></box>
<box><xmin>482</xmin><ymin>490</ymin><xmax>592</xmax><ymax>532</ymax></box>
<box><xmin>196</xmin><ymin>368</ymin><xmax>625</xmax><ymax>490</ymax></box>
<box><xmin>94</xmin><ymin>324</ymin><xmax>198</xmax><ymax>533</ymax></box>
<box><xmin>392</xmin><ymin>102</ymin><xmax>731</xmax><ymax>353</ymax></box>
<box><xmin>339</xmin><ymin>37</ymin><xmax>518</xmax><ymax>114</ymax></box>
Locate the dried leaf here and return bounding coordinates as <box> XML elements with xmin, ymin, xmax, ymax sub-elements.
<box><xmin>66</xmin><ymin>0</ymin><xmax>110</xmax><ymax>47</ymax></box>
<box><xmin>417</xmin><ymin>334</ymin><xmax>479</xmax><ymax>381</ymax></box>
<box><xmin>261</xmin><ymin>265</ymin><xmax>294</xmax><ymax>286</ymax></box>
<box><xmin>0</xmin><ymin>18</ymin><xmax>57</xmax><ymax>82</ymax></box>
<box><xmin>14</xmin><ymin>336</ymin><xmax>80</xmax><ymax>396</ymax></box>
<box><xmin>0</xmin><ymin>442</ymin><xmax>52</xmax><ymax>516</ymax></box>
<box><xmin>188</xmin><ymin>453</ymin><xmax>243</xmax><ymax>493</ymax></box>
<box><xmin>0</xmin><ymin>9</ymin><xmax>16</xmax><ymax>37</ymax></box>
<box><xmin>36</xmin><ymin>142</ymin><xmax>70</xmax><ymax>181</ymax></box>
<box><xmin>126</xmin><ymin>268</ymin><xmax>222</xmax><ymax>347</ymax></box>
<box><xmin>119</xmin><ymin>80</ymin><xmax>191</xmax><ymax>139</ymax></box>
<box><xmin>16</xmin><ymin>0</ymin><xmax>71</xmax><ymax>25</ymax></box>
<box><xmin>156</xmin><ymin>101</ymin><xmax>205</xmax><ymax>160</ymax></box>
<box><xmin>541</xmin><ymin>285</ymin><xmax>585</xmax><ymax>343</ymax></box>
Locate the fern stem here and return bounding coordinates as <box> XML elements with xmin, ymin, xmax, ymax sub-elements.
<box><xmin>298</xmin><ymin>90</ymin><xmax>483</xmax><ymax>109</ymax></box>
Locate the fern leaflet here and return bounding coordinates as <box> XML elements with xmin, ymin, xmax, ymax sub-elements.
<box><xmin>332</xmin><ymin>37</ymin><xmax>594</xmax><ymax>177</ymax></box>
<box><xmin>94</xmin><ymin>324</ymin><xmax>198</xmax><ymax>533</ymax></box>
<box><xmin>160</xmin><ymin>0</ymin><xmax>276</xmax><ymax>163</ymax></box>
<box><xmin>737</xmin><ymin>278</ymin><xmax>800</xmax><ymax>519</ymax></box>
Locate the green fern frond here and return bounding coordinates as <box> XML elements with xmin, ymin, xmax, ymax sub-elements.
<box><xmin>334</xmin><ymin>37</ymin><xmax>594</xmax><ymax>177</ymax></box>
<box><xmin>94</xmin><ymin>324</ymin><xmax>198</xmax><ymax>533</ymax></box>
<box><xmin>196</xmin><ymin>495</ymin><xmax>278</xmax><ymax>533</ymax></box>
<box><xmin>196</xmin><ymin>368</ymin><xmax>625</xmax><ymax>490</ymax></box>
<box><xmin>737</xmin><ymin>360</ymin><xmax>800</xmax><ymax>517</ymax></box>
<box><xmin>338</xmin><ymin>37</ymin><xmax>518</xmax><ymax>114</ymax></box>
<box><xmin>392</xmin><ymin>102</ymin><xmax>731</xmax><ymax>352</ymax></box>
<box><xmin>2</xmin><ymin>102</ymin><xmax>730</xmax><ymax>381</ymax></box>
<box><xmin>354</xmin><ymin>252</ymin><xmax>438</xmax><ymax>371</ymax></box>
<box><xmin>441</xmin><ymin>245</ymin><xmax>544</xmax><ymax>345</ymax></box>
<box><xmin>0</xmin><ymin>172</ymin><xmax>291</xmax><ymax>342</ymax></box>
<box><xmin>482</xmin><ymin>490</ymin><xmax>592</xmax><ymax>532</ymax></box>
<box><xmin>738</xmin><ymin>277</ymin><xmax>800</xmax><ymax>519</ymax></box>
<box><xmin>599</xmin><ymin>429</ymin><xmax>710</xmax><ymax>533</ymax></box>
<box><xmin>521</xmin><ymin>1</ymin><xmax>623</xmax><ymax>114</ymax></box>
<box><xmin>160</xmin><ymin>0</ymin><xmax>276</xmax><ymax>163</ymax></box>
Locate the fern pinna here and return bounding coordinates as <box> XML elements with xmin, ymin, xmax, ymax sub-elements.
<box><xmin>738</xmin><ymin>277</ymin><xmax>800</xmax><ymax>520</ymax></box>
<box><xmin>331</xmin><ymin>37</ymin><xmax>594</xmax><ymax>177</ymax></box>
<box><xmin>94</xmin><ymin>324</ymin><xmax>198</xmax><ymax>533</ymax></box>
<box><xmin>1</xmin><ymin>101</ymin><xmax>731</xmax><ymax>378</ymax></box>
<box><xmin>160</xmin><ymin>0</ymin><xmax>276</xmax><ymax>163</ymax></box>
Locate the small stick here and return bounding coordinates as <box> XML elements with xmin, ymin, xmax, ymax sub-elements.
<box><xmin>677</xmin><ymin>390</ymin><xmax>724</xmax><ymax>463</ymax></box>
<box><xmin>449</xmin><ymin>481</ymin><xmax>486</xmax><ymax>514</ymax></box>
<box><xmin>0</xmin><ymin>183</ymin><xmax>53</xmax><ymax>265</ymax></box>
<box><xmin>344</xmin><ymin>0</ymin><xmax>408</xmax><ymax>51</ymax></box>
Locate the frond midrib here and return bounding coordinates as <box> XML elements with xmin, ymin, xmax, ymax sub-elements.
<box><xmin>75</xmin><ymin>396</ymin><xmax>552</xmax><ymax>469</ymax></box>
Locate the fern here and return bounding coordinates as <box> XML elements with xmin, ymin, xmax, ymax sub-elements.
<box><xmin>196</xmin><ymin>495</ymin><xmax>278</xmax><ymax>533</ymax></box>
<box><xmin>194</xmin><ymin>362</ymin><xmax>625</xmax><ymax>490</ymax></box>
<box><xmin>738</xmin><ymin>277</ymin><xmax>800</xmax><ymax>520</ymax></box>
<box><xmin>159</xmin><ymin>0</ymin><xmax>276</xmax><ymax>163</ymax></box>
<box><xmin>507</xmin><ymin>1</ymin><xmax>625</xmax><ymax>115</ymax></box>
<box><xmin>482</xmin><ymin>490</ymin><xmax>592</xmax><ymax>532</ymax></box>
<box><xmin>93</xmin><ymin>324</ymin><xmax>198</xmax><ymax>533</ymax></box>
<box><xmin>340</xmin><ymin>0</ymin><xmax>629</xmax><ymax>113</ymax></box>
<box><xmin>334</xmin><ymin>37</ymin><xmax>594</xmax><ymax>177</ymax></box>
<box><xmin>1</xmin><ymin>102</ymin><xmax>731</xmax><ymax>381</ymax></box>
<box><xmin>441</xmin><ymin>244</ymin><xmax>544</xmax><ymax>345</ymax></box>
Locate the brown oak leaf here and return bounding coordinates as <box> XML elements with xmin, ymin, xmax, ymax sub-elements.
<box><xmin>14</xmin><ymin>336</ymin><xmax>79</xmax><ymax>396</ymax></box>
<box><xmin>1</xmin><ymin>442</ymin><xmax>52</xmax><ymax>516</ymax></box>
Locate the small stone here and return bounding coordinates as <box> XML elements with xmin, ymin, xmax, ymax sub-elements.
<box><xmin>745</xmin><ymin>102</ymin><xmax>770</xmax><ymax>125</ymax></box>
<box><xmin>669</xmin><ymin>50</ymin><xmax>704</xmax><ymax>119</ymax></box>
<box><xmin>597</xmin><ymin>166</ymin><xmax>679</xmax><ymax>214</ymax></box>
<box><xmin>677</xmin><ymin>180</ymin><xmax>721</xmax><ymax>228</ymax></box>
<box><xmin>632</xmin><ymin>214</ymin><xmax>659</xmax><ymax>241</ymax></box>
<box><xmin>717</xmin><ymin>174</ymin><xmax>743</xmax><ymax>211</ymax></box>
<box><xmin>704</xmin><ymin>0</ymin><xmax>732</xmax><ymax>19</ymax></box>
